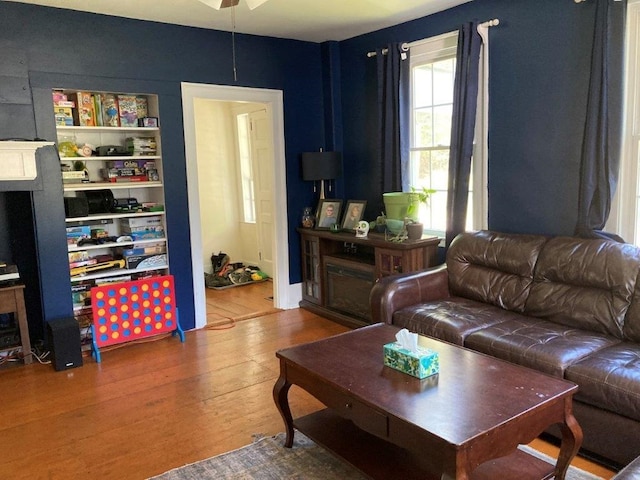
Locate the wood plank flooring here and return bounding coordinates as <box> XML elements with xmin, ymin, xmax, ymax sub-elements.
<box><xmin>205</xmin><ymin>279</ymin><xmax>280</xmax><ymax>325</ymax></box>
<box><xmin>0</xmin><ymin>284</ymin><xmax>617</xmax><ymax>479</ymax></box>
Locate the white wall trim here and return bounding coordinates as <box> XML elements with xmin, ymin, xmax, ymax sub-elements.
<box><xmin>181</xmin><ymin>82</ymin><xmax>297</xmax><ymax>329</ymax></box>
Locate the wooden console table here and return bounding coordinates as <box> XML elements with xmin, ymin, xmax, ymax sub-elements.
<box><xmin>0</xmin><ymin>284</ymin><xmax>32</xmax><ymax>364</ymax></box>
<box><xmin>298</xmin><ymin>228</ymin><xmax>440</xmax><ymax>328</ymax></box>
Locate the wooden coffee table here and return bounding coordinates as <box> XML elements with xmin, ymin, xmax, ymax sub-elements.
<box><xmin>273</xmin><ymin>323</ymin><xmax>582</xmax><ymax>480</ymax></box>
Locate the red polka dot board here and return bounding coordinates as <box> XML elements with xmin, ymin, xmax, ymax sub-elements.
<box><xmin>89</xmin><ymin>275</ymin><xmax>185</xmax><ymax>362</ymax></box>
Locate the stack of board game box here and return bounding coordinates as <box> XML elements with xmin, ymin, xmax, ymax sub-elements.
<box><xmin>126</xmin><ymin>137</ymin><xmax>157</xmax><ymax>156</ymax></box>
<box><xmin>101</xmin><ymin>159</ymin><xmax>158</xmax><ymax>183</ymax></box>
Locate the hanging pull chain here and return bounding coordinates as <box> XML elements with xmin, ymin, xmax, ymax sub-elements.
<box><xmin>231</xmin><ymin>6</ymin><xmax>238</xmax><ymax>81</ymax></box>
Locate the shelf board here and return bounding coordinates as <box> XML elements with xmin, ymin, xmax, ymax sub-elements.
<box><xmin>56</xmin><ymin>126</ymin><xmax>159</xmax><ymax>133</ymax></box>
<box><xmin>64</xmin><ymin>181</ymin><xmax>162</xmax><ymax>191</ymax></box>
<box><xmin>70</xmin><ymin>265</ymin><xmax>168</xmax><ymax>283</ymax></box>
<box><xmin>68</xmin><ymin>238</ymin><xmax>167</xmax><ymax>252</ymax></box>
<box><xmin>65</xmin><ymin>211</ymin><xmax>165</xmax><ymax>223</ymax></box>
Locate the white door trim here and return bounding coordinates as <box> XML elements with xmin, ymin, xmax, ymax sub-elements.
<box><xmin>181</xmin><ymin>82</ymin><xmax>295</xmax><ymax>329</ymax></box>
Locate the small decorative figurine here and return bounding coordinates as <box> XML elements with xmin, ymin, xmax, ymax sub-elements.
<box><xmin>355</xmin><ymin>220</ymin><xmax>370</xmax><ymax>238</ymax></box>
<box><xmin>301</xmin><ymin>207</ymin><xmax>314</xmax><ymax>228</ymax></box>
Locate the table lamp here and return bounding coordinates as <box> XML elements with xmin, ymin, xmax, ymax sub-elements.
<box><xmin>301</xmin><ymin>150</ymin><xmax>342</xmax><ymax>199</ymax></box>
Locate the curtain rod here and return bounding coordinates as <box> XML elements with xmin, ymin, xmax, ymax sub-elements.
<box><xmin>366</xmin><ymin>18</ymin><xmax>499</xmax><ymax>57</ymax></box>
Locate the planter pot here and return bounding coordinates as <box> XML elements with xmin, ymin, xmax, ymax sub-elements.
<box><xmin>406</xmin><ymin>222</ymin><xmax>424</xmax><ymax>240</ymax></box>
<box><xmin>383</xmin><ymin>192</ymin><xmax>420</xmax><ymax>221</ymax></box>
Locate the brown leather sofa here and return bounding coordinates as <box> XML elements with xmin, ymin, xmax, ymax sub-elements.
<box><xmin>370</xmin><ymin>230</ymin><xmax>640</xmax><ymax>468</ymax></box>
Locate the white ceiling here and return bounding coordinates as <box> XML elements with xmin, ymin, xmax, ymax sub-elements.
<box><xmin>5</xmin><ymin>0</ymin><xmax>473</xmax><ymax>43</ymax></box>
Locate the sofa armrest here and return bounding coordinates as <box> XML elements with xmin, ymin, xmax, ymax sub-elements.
<box><xmin>369</xmin><ymin>264</ymin><xmax>450</xmax><ymax>325</ymax></box>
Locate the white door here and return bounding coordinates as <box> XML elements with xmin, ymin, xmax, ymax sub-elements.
<box><xmin>250</xmin><ymin>109</ymin><xmax>275</xmax><ymax>277</ymax></box>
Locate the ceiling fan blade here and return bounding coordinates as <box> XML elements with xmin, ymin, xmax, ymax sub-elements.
<box><xmin>196</xmin><ymin>0</ymin><xmax>224</xmax><ymax>9</ymax></box>
<box><xmin>245</xmin><ymin>0</ymin><xmax>269</xmax><ymax>10</ymax></box>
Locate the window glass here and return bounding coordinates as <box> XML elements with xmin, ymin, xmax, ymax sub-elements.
<box><xmin>409</xmin><ymin>31</ymin><xmax>485</xmax><ymax>236</ymax></box>
<box><xmin>236</xmin><ymin>113</ymin><xmax>256</xmax><ymax>223</ymax></box>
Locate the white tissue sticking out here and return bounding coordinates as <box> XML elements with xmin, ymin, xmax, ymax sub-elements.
<box><xmin>396</xmin><ymin>328</ymin><xmax>419</xmax><ymax>354</ymax></box>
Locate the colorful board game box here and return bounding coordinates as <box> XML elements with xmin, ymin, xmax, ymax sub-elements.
<box><xmin>71</xmin><ymin>91</ymin><xmax>96</xmax><ymax>126</ymax></box>
<box><xmin>101</xmin><ymin>93</ymin><xmax>120</xmax><ymax>127</ymax></box>
<box><xmin>136</xmin><ymin>96</ymin><xmax>148</xmax><ymax>124</ymax></box>
<box><xmin>117</xmin><ymin>95</ymin><xmax>138</xmax><ymax>127</ymax></box>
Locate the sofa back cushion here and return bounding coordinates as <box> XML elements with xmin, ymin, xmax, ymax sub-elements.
<box><xmin>447</xmin><ymin>231</ymin><xmax>548</xmax><ymax>313</ymax></box>
<box><xmin>525</xmin><ymin>236</ymin><xmax>640</xmax><ymax>338</ymax></box>
<box><xmin>621</xmin><ymin>275</ymin><xmax>640</xmax><ymax>342</ymax></box>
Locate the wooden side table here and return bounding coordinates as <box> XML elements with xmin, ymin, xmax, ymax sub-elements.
<box><xmin>298</xmin><ymin>228</ymin><xmax>440</xmax><ymax>328</ymax></box>
<box><xmin>0</xmin><ymin>284</ymin><xmax>32</xmax><ymax>364</ymax></box>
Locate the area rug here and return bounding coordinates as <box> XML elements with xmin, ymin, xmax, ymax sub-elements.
<box><xmin>149</xmin><ymin>431</ymin><xmax>604</xmax><ymax>480</ymax></box>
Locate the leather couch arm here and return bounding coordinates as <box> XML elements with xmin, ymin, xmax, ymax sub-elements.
<box><xmin>370</xmin><ymin>264</ymin><xmax>450</xmax><ymax>325</ymax></box>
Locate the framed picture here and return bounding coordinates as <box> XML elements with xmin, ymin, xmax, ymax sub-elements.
<box><xmin>341</xmin><ymin>200</ymin><xmax>367</xmax><ymax>230</ymax></box>
<box><xmin>315</xmin><ymin>199</ymin><xmax>343</xmax><ymax>230</ymax></box>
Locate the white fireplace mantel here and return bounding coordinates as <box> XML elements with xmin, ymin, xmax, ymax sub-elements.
<box><xmin>0</xmin><ymin>141</ymin><xmax>54</xmax><ymax>181</ymax></box>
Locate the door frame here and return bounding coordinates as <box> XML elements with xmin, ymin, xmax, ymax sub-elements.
<box><xmin>181</xmin><ymin>82</ymin><xmax>294</xmax><ymax>329</ymax></box>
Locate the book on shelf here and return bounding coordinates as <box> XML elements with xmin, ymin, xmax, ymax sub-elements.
<box><xmin>93</xmin><ymin>94</ymin><xmax>104</xmax><ymax>126</ymax></box>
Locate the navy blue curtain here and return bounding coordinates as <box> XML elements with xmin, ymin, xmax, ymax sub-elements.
<box><xmin>376</xmin><ymin>43</ymin><xmax>410</xmax><ymax>194</ymax></box>
<box><xmin>445</xmin><ymin>22</ymin><xmax>482</xmax><ymax>248</ymax></box>
<box><xmin>574</xmin><ymin>0</ymin><xmax>627</xmax><ymax>241</ymax></box>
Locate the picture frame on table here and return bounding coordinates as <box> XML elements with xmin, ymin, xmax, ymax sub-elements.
<box><xmin>315</xmin><ymin>199</ymin><xmax>343</xmax><ymax>230</ymax></box>
<box><xmin>341</xmin><ymin>200</ymin><xmax>367</xmax><ymax>230</ymax></box>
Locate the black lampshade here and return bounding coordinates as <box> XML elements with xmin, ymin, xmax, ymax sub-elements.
<box><xmin>301</xmin><ymin>151</ymin><xmax>342</xmax><ymax>181</ymax></box>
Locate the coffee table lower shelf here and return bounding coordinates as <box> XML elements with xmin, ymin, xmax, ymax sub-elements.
<box><xmin>295</xmin><ymin>409</ymin><xmax>557</xmax><ymax>480</ymax></box>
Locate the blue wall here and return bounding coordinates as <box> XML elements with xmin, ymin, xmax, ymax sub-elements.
<box><xmin>0</xmin><ymin>2</ymin><xmax>327</xmax><ymax>333</ymax></box>
<box><xmin>339</xmin><ymin>0</ymin><xmax>596</xmax><ymax>235</ymax></box>
<box><xmin>0</xmin><ymin>0</ymin><xmax>607</xmax><ymax>335</ymax></box>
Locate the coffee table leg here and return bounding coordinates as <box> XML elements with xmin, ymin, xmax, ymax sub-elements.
<box><xmin>273</xmin><ymin>367</ymin><xmax>294</xmax><ymax>448</ymax></box>
<box><xmin>554</xmin><ymin>400</ymin><xmax>583</xmax><ymax>480</ymax></box>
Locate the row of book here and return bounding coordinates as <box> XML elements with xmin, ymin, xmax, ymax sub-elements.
<box><xmin>53</xmin><ymin>90</ymin><xmax>151</xmax><ymax>128</ymax></box>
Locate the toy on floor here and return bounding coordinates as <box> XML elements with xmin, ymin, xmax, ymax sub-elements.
<box><xmin>90</xmin><ymin>274</ymin><xmax>184</xmax><ymax>362</ymax></box>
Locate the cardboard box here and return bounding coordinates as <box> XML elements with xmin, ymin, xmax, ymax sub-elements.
<box><xmin>124</xmin><ymin>253</ymin><xmax>167</xmax><ymax>270</ymax></box>
<box><xmin>54</xmin><ymin>106</ymin><xmax>74</xmax><ymax>126</ymax></box>
<box><xmin>120</xmin><ymin>216</ymin><xmax>162</xmax><ymax>229</ymax></box>
<box><xmin>68</xmin><ymin>250</ymin><xmax>90</xmax><ymax>263</ymax></box>
<box><xmin>71</xmin><ymin>91</ymin><xmax>96</xmax><ymax>126</ymax></box>
<box><xmin>62</xmin><ymin>171</ymin><xmax>86</xmax><ymax>183</ymax></box>
<box><xmin>383</xmin><ymin>342</ymin><xmax>439</xmax><ymax>379</ymax></box>
<box><xmin>117</xmin><ymin>95</ymin><xmax>138</xmax><ymax>127</ymax></box>
<box><xmin>105</xmin><ymin>160</ymin><xmax>155</xmax><ymax>169</ymax></box>
<box><xmin>66</xmin><ymin>226</ymin><xmax>91</xmax><ymax>245</ymax></box>
<box><xmin>120</xmin><ymin>244</ymin><xmax>166</xmax><ymax>257</ymax></box>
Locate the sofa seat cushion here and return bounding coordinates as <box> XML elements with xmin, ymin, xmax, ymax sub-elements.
<box><xmin>392</xmin><ymin>297</ymin><xmax>520</xmax><ymax>345</ymax></box>
<box><xmin>464</xmin><ymin>318</ymin><xmax>620</xmax><ymax>377</ymax></box>
<box><xmin>566</xmin><ymin>343</ymin><xmax>640</xmax><ymax>422</ymax></box>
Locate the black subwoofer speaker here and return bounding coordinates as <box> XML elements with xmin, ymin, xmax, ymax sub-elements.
<box><xmin>64</xmin><ymin>196</ymin><xmax>89</xmax><ymax>218</ymax></box>
<box><xmin>47</xmin><ymin>318</ymin><xmax>83</xmax><ymax>371</ymax></box>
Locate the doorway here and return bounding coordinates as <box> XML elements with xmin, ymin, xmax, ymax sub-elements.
<box><xmin>181</xmin><ymin>83</ymin><xmax>299</xmax><ymax>329</ymax></box>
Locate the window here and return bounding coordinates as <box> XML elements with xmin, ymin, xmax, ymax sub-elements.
<box><xmin>236</xmin><ymin>113</ymin><xmax>256</xmax><ymax>223</ymax></box>
<box><xmin>609</xmin><ymin>0</ymin><xmax>640</xmax><ymax>244</ymax></box>
<box><xmin>408</xmin><ymin>31</ymin><xmax>487</xmax><ymax>236</ymax></box>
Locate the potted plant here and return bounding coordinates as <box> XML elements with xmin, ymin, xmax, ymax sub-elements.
<box><xmin>405</xmin><ymin>187</ymin><xmax>435</xmax><ymax>240</ymax></box>
<box><xmin>369</xmin><ymin>213</ymin><xmax>387</xmax><ymax>233</ymax></box>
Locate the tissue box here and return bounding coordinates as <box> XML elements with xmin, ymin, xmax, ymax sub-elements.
<box><xmin>383</xmin><ymin>342</ymin><xmax>439</xmax><ymax>379</ymax></box>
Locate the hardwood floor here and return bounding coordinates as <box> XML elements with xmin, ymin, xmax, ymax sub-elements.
<box><xmin>205</xmin><ymin>279</ymin><xmax>280</xmax><ymax>325</ymax></box>
<box><xmin>0</xmin><ymin>291</ymin><xmax>617</xmax><ymax>479</ymax></box>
